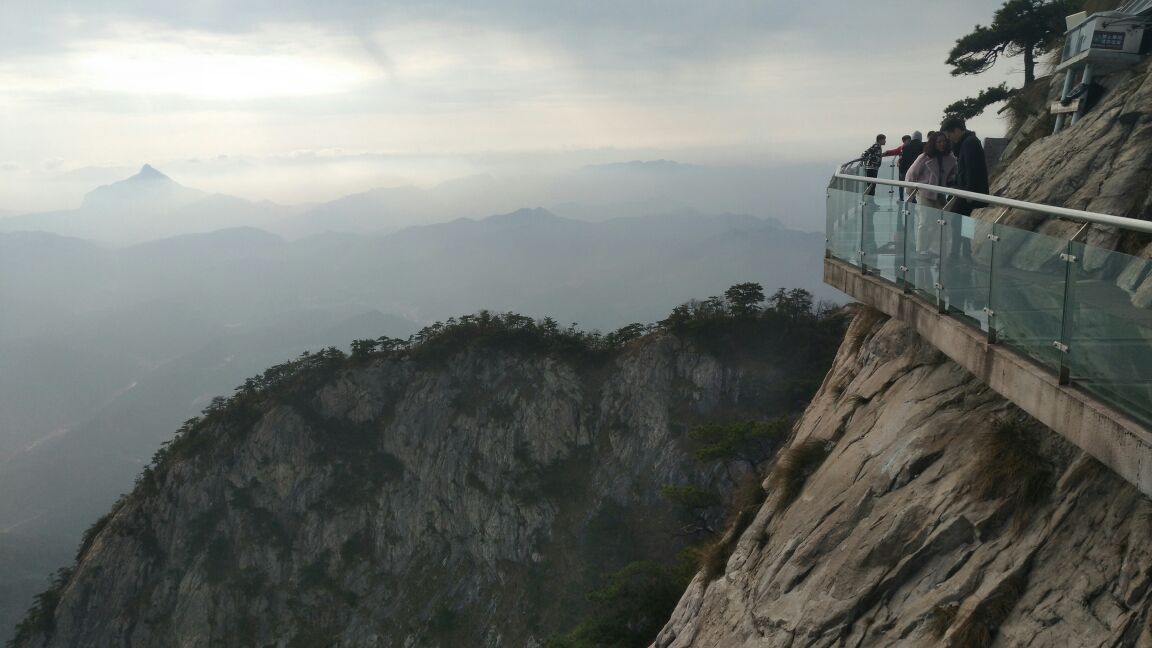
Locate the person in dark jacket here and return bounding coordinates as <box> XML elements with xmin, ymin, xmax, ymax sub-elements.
<box><xmin>860</xmin><ymin>134</ymin><xmax>886</xmax><ymax>197</ymax></box>
<box><xmin>941</xmin><ymin>117</ymin><xmax>988</xmax><ymax>211</ymax></box>
<box><xmin>940</xmin><ymin>117</ymin><xmax>988</xmax><ymax>259</ymax></box>
<box><xmin>895</xmin><ymin>131</ymin><xmax>924</xmax><ymax>200</ymax></box>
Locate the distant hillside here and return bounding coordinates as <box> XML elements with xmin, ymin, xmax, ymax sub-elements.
<box><xmin>0</xmin><ymin>166</ymin><xmax>294</xmax><ymax>244</ymax></box>
<box><xmin>8</xmin><ymin>296</ymin><xmax>847</xmax><ymax>647</ymax></box>
<box><xmin>0</xmin><ymin>206</ymin><xmax>838</xmax><ymax>642</ymax></box>
<box><xmin>1</xmin><ymin>159</ymin><xmax>836</xmax><ymax>243</ymax></box>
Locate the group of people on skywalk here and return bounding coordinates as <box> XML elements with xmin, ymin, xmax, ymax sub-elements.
<box><xmin>857</xmin><ymin>116</ymin><xmax>989</xmax><ymax>257</ymax></box>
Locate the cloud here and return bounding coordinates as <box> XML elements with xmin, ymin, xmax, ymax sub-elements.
<box><xmin>4</xmin><ymin>1</ymin><xmax>1011</xmax><ymax>62</ymax></box>
<box><xmin>0</xmin><ymin>22</ymin><xmax>380</xmax><ymax>105</ymax></box>
<box><xmin>0</xmin><ymin>0</ymin><xmax>1025</xmax><ymax>211</ymax></box>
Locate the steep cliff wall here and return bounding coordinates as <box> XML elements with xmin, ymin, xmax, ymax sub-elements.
<box><xmin>9</xmin><ymin>311</ymin><xmax>842</xmax><ymax>648</ymax></box>
<box><xmin>994</xmin><ymin>57</ymin><xmax>1152</xmax><ymax>289</ymax></box>
<box><xmin>656</xmin><ymin>311</ymin><xmax>1152</xmax><ymax>647</ymax></box>
<box><xmin>655</xmin><ymin>58</ymin><xmax>1152</xmax><ymax>647</ymax></box>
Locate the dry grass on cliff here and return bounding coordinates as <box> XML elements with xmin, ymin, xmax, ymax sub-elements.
<box><xmin>696</xmin><ymin>473</ymin><xmax>766</xmax><ymax>581</ymax></box>
<box><xmin>927</xmin><ymin>602</ymin><xmax>959</xmax><ymax>638</ymax></box>
<box><xmin>843</xmin><ymin>306</ymin><xmax>889</xmax><ymax>357</ymax></box>
<box><xmin>769</xmin><ymin>439</ymin><xmax>833</xmax><ymax>512</ymax></box>
<box><xmin>971</xmin><ymin>418</ymin><xmax>1053</xmax><ymax>532</ymax></box>
<box><xmin>696</xmin><ymin>436</ymin><xmax>831</xmax><ymax>579</ymax></box>
<box><xmin>946</xmin><ymin>569</ymin><xmax>1029</xmax><ymax>648</ymax></box>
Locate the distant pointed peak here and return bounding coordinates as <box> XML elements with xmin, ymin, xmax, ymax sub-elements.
<box><xmin>79</xmin><ymin>163</ymin><xmax>199</xmax><ymax>208</ymax></box>
<box><xmin>136</xmin><ymin>164</ymin><xmax>169</xmax><ymax>181</ymax></box>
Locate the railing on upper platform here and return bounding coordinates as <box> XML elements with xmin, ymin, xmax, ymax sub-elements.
<box><xmin>826</xmin><ymin>169</ymin><xmax>1152</xmax><ymax>428</ymax></box>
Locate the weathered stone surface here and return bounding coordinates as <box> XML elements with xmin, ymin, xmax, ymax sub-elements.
<box><xmin>654</xmin><ymin>313</ymin><xmax>1152</xmax><ymax>648</ymax></box>
<box><xmin>13</xmin><ymin>334</ymin><xmax>803</xmax><ymax>648</ymax></box>
<box><xmin>992</xmin><ymin>59</ymin><xmax>1152</xmax><ymax>273</ymax></box>
<box><xmin>1118</xmin><ymin>242</ymin><xmax>1152</xmax><ymax>293</ymax></box>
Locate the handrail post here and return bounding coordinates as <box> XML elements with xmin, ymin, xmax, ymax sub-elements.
<box><xmin>1056</xmin><ymin>241</ymin><xmax>1076</xmax><ymax>385</ymax></box>
<box><xmin>1055</xmin><ymin>223</ymin><xmax>1091</xmax><ymax>386</ymax></box>
<box><xmin>899</xmin><ymin>188</ymin><xmax>918</xmax><ymax>293</ymax></box>
<box><xmin>825</xmin><ymin>189</ymin><xmax>832</xmax><ymax>259</ymax></box>
<box><xmin>859</xmin><ymin>192</ymin><xmax>868</xmax><ymax>274</ymax></box>
<box><xmin>984</xmin><ymin>208</ymin><xmax>1010</xmax><ymax>344</ymax></box>
<box><xmin>936</xmin><ymin>197</ymin><xmax>958</xmax><ymax>313</ymax></box>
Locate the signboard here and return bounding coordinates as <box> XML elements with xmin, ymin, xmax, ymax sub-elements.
<box><xmin>1092</xmin><ymin>30</ymin><xmax>1127</xmax><ymax>50</ymax></box>
<box><xmin>1050</xmin><ymin>101</ymin><xmax>1081</xmax><ymax>115</ymax></box>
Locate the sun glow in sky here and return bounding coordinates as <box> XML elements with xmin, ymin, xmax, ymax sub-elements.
<box><xmin>80</xmin><ymin>44</ymin><xmax>371</xmax><ymax>101</ymax></box>
<box><xmin>0</xmin><ymin>1</ymin><xmax>1021</xmax><ymax>211</ymax></box>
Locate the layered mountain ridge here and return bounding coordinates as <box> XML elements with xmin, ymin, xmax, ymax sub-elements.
<box><xmin>9</xmin><ymin>304</ymin><xmax>846</xmax><ymax>647</ymax></box>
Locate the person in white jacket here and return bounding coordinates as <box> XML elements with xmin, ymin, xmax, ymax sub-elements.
<box><xmin>905</xmin><ymin>133</ymin><xmax>957</xmax><ymax>253</ymax></box>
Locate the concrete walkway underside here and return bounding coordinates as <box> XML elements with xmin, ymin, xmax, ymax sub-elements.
<box><xmin>825</xmin><ymin>256</ymin><xmax>1152</xmax><ymax>498</ymax></box>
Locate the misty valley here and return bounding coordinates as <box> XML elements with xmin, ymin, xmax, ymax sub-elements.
<box><xmin>0</xmin><ymin>163</ymin><xmax>835</xmax><ymax>643</ymax></box>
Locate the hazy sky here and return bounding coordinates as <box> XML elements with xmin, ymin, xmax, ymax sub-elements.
<box><xmin>0</xmin><ymin>1</ymin><xmax>1026</xmax><ymax>211</ymax></box>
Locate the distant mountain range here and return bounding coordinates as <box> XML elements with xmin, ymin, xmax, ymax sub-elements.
<box><xmin>0</xmin><ymin>164</ymin><xmax>839</xmax><ymax>641</ymax></box>
<box><xmin>0</xmin><ymin>160</ymin><xmax>834</xmax><ymax>243</ymax></box>
<box><xmin>0</xmin><ymin>166</ymin><xmax>297</xmax><ymax>244</ymax></box>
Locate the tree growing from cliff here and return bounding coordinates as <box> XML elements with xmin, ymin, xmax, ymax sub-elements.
<box><xmin>943</xmin><ymin>0</ymin><xmax>1082</xmax><ymax>117</ymax></box>
<box><xmin>546</xmin><ymin>560</ymin><xmax>693</xmax><ymax>648</ymax></box>
<box><xmin>661</xmin><ymin>485</ymin><xmax>724</xmax><ymax>536</ymax></box>
<box><xmin>724</xmin><ymin>282</ymin><xmax>765</xmax><ymax>317</ymax></box>
<box><xmin>690</xmin><ymin>419</ymin><xmax>791</xmax><ymax>472</ymax></box>
<box><xmin>766</xmin><ymin>287</ymin><xmax>814</xmax><ymax>321</ymax></box>
<box><xmin>948</xmin><ymin>0</ymin><xmax>1080</xmax><ymax>84</ymax></box>
<box><xmin>942</xmin><ymin>83</ymin><xmax>1016</xmax><ymax>121</ymax></box>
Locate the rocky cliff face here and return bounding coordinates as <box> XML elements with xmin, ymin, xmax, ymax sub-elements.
<box><xmin>654</xmin><ymin>58</ymin><xmax>1152</xmax><ymax>647</ymax></box>
<box><xmin>656</xmin><ymin>311</ymin><xmax>1152</xmax><ymax>647</ymax></box>
<box><xmin>10</xmin><ymin>314</ymin><xmax>839</xmax><ymax>648</ymax></box>
<box><xmin>993</xmin><ymin>57</ymin><xmax>1152</xmax><ymax>300</ymax></box>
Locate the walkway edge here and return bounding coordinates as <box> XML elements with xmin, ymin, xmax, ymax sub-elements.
<box><xmin>825</xmin><ymin>256</ymin><xmax>1152</xmax><ymax>498</ymax></box>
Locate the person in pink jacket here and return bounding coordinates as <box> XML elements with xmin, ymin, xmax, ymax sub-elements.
<box><xmin>905</xmin><ymin>132</ymin><xmax>957</xmax><ymax>253</ymax></box>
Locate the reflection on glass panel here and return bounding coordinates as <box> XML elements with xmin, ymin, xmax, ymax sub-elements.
<box><xmin>826</xmin><ymin>187</ymin><xmax>862</xmax><ymax>267</ymax></box>
<box><xmin>904</xmin><ymin>201</ymin><xmax>940</xmax><ymax>302</ymax></box>
<box><xmin>1066</xmin><ymin>241</ymin><xmax>1152</xmax><ymax>427</ymax></box>
<box><xmin>940</xmin><ymin>211</ymin><xmax>991</xmax><ymax>332</ymax></box>
<box><xmin>988</xmin><ymin>225</ymin><xmax>1068</xmax><ymax>371</ymax></box>
<box><xmin>862</xmin><ymin>195</ymin><xmax>904</xmax><ymax>283</ymax></box>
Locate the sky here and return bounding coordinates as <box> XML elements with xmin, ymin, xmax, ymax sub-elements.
<box><xmin>0</xmin><ymin>1</ymin><xmax>1026</xmax><ymax>212</ymax></box>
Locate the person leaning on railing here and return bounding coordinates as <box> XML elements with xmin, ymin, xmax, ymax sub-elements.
<box><xmin>905</xmin><ymin>132</ymin><xmax>957</xmax><ymax>254</ymax></box>
<box><xmin>941</xmin><ymin>116</ymin><xmax>989</xmax><ymax>260</ymax></box>
<box><xmin>859</xmin><ymin>134</ymin><xmax>887</xmax><ymax>197</ymax></box>
<box><xmin>890</xmin><ymin>133</ymin><xmax>922</xmax><ymax>202</ymax></box>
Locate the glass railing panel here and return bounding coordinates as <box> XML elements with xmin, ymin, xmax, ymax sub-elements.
<box><xmin>880</xmin><ymin>159</ymin><xmax>899</xmax><ymax>181</ymax></box>
<box><xmin>1066</xmin><ymin>241</ymin><xmax>1152</xmax><ymax>427</ymax></box>
<box><xmin>904</xmin><ymin>201</ymin><xmax>940</xmax><ymax>302</ymax></box>
<box><xmin>825</xmin><ymin>189</ymin><xmax>836</xmax><ymax>256</ymax></box>
<box><xmin>861</xmin><ymin>186</ymin><xmax>904</xmax><ymax>283</ymax></box>
<box><xmin>939</xmin><ymin>210</ymin><xmax>991</xmax><ymax>332</ymax></box>
<box><xmin>988</xmin><ymin>225</ymin><xmax>1069</xmax><ymax>371</ymax></box>
<box><xmin>826</xmin><ymin>187</ymin><xmax>862</xmax><ymax>267</ymax></box>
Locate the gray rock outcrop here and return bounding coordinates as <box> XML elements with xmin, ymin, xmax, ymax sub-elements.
<box><xmin>655</xmin><ymin>311</ymin><xmax>1152</xmax><ymax>647</ymax></box>
<box><xmin>11</xmin><ymin>325</ymin><xmax>829</xmax><ymax>648</ymax></box>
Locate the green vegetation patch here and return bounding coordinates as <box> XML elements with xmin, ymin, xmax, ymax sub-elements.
<box><xmin>9</xmin><ymin>567</ymin><xmax>74</xmax><ymax>646</ymax></box>
<box><xmin>545</xmin><ymin>559</ymin><xmax>695</xmax><ymax>648</ymax></box>
<box><xmin>690</xmin><ymin>418</ymin><xmax>791</xmax><ymax>470</ymax></box>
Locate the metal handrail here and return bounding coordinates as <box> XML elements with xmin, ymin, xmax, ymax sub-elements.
<box><xmin>832</xmin><ymin>171</ymin><xmax>1152</xmax><ymax>235</ymax></box>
